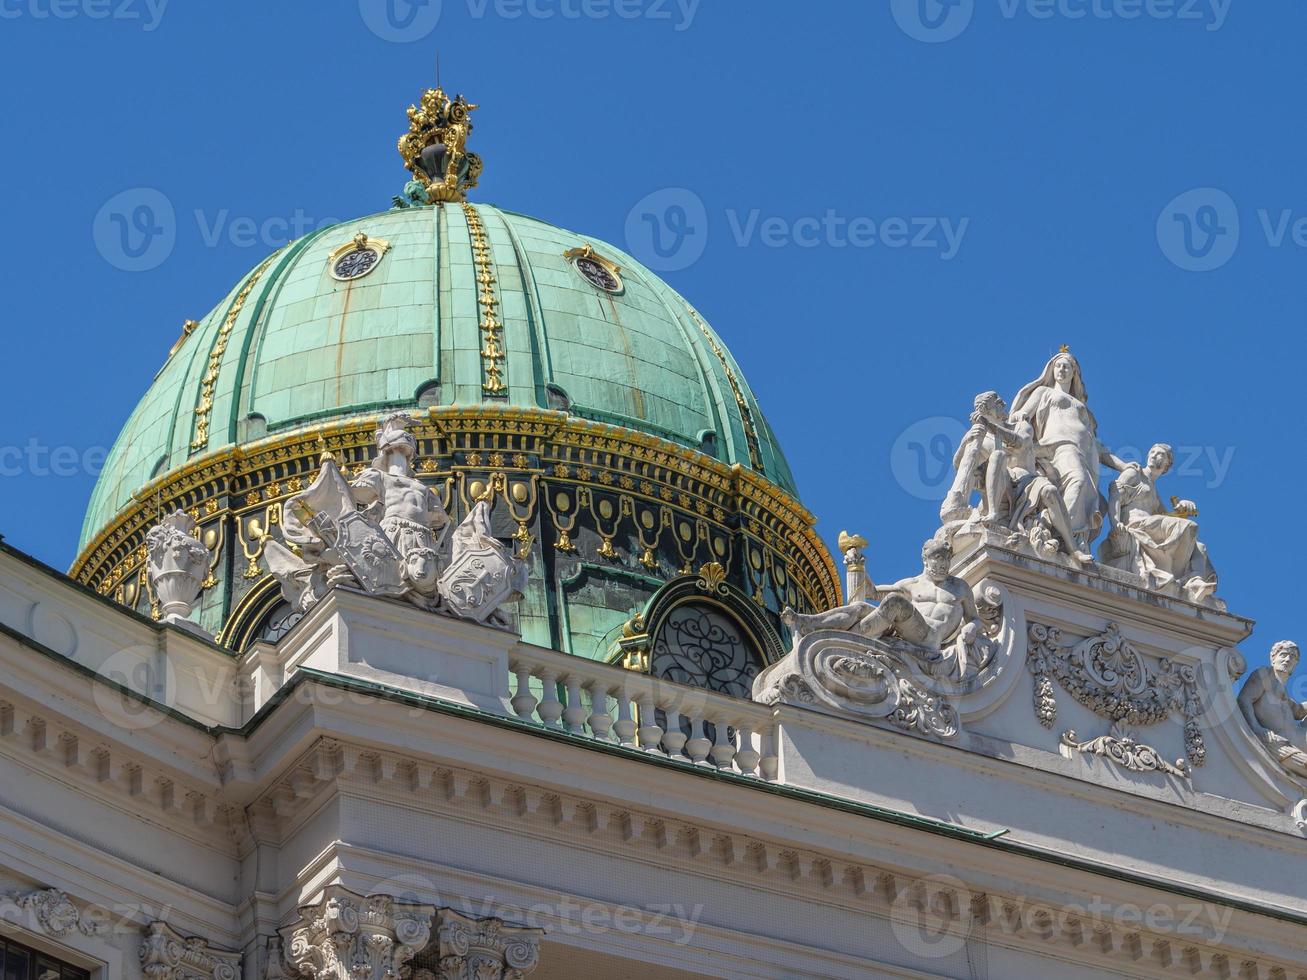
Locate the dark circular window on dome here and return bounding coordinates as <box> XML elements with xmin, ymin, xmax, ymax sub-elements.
<box><xmin>566</xmin><ymin>245</ymin><xmax>623</xmax><ymax>294</ymax></box>
<box><xmin>333</xmin><ymin>248</ymin><xmax>380</xmax><ymax>280</ymax></box>
<box><xmin>328</xmin><ymin>233</ymin><xmax>391</xmax><ymax>282</ymax></box>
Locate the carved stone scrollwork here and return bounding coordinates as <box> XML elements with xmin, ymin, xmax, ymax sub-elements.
<box><xmin>752</xmin><ymin>632</ymin><xmax>960</xmax><ymax>740</ymax></box>
<box><xmin>140</xmin><ymin>922</ymin><xmax>242</xmax><ymax>980</ymax></box>
<box><xmin>7</xmin><ymin>888</ymin><xmax>100</xmax><ymax>937</ymax></box>
<box><xmin>280</xmin><ymin>887</ymin><xmax>435</xmax><ymax>980</ymax></box>
<box><xmin>1061</xmin><ymin>725</ymin><xmax>1190</xmax><ymax>779</ymax></box>
<box><xmin>1027</xmin><ymin>622</ymin><xmax>1205</xmax><ymax>769</ymax></box>
<box><xmin>434</xmin><ymin>908</ymin><xmax>542</xmax><ymax>980</ymax></box>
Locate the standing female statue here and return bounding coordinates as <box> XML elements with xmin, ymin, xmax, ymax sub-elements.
<box><xmin>1009</xmin><ymin>350</ymin><xmax>1132</xmax><ymax>549</ymax></box>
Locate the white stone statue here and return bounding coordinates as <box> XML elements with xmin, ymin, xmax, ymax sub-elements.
<box><xmin>145</xmin><ymin>510</ymin><xmax>212</xmax><ymax>634</ymax></box>
<box><xmin>350</xmin><ymin>412</ymin><xmax>449</xmax><ymax>605</ymax></box>
<box><xmin>782</xmin><ymin>535</ymin><xmax>993</xmax><ymax>679</ymax></box>
<box><xmin>940</xmin><ymin>390</ymin><xmax>1093</xmax><ymax>564</ymax></box>
<box><xmin>1008</xmin><ymin>350</ymin><xmax>1134</xmax><ymax>550</ymax></box>
<box><xmin>262</xmin><ymin>413</ymin><xmax>528</xmax><ymax>629</ymax></box>
<box><xmin>1238</xmin><ymin>641</ymin><xmax>1307</xmax><ymax>779</ymax></box>
<box><xmin>438</xmin><ymin>499</ymin><xmax>528</xmax><ymax>628</ymax></box>
<box><xmin>1099</xmin><ymin>443</ymin><xmax>1218</xmax><ymax>604</ymax></box>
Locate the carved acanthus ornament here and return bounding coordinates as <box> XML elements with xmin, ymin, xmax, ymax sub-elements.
<box><xmin>1027</xmin><ymin>622</ymin><xmax>1205</xmax><ymax>769</ymax></box>
<box><xmin>5</xmin><ymin>888</ymin><xmax>100</xmax><ymax>937</ymax></box>
<box><xmin>1061</xmin><ymin>725</ymin><xmax>1190</xmax><ymax>779</ymax></box>
<box><xmin>140</xmin><ymin>921</ymin><xmax>242</xmax><ymax>980</ymax></box>
<box><xmin>754</xmin><ymin>632</ymin><xmax>960</xmax><ymax>740</ymax></box>
<box><xmin>433</xmin><ymin>909</ymin><xmax>542</xmax><ymax>980</ymax></box>
<box><xmin>280</xmin><ymin>888</ymin><xmax>434</xmax><ymax>980</ymax></box>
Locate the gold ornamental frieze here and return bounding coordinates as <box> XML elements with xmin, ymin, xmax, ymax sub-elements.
<box><xmin>72</xmin><ymin>406</ymin><xmax>840</xmax><ymax>641</ymax></box>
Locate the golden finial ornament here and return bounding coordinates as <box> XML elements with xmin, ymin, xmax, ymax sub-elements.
<box><xmin>1059</xmin><ymin>344</ymin><xmax>1071</xmax><ymax>354</ymax></box>
<box><xmin>397</xmin><ymin>85</ymin><xmax>482</xmax><ymax>204</ymax></box>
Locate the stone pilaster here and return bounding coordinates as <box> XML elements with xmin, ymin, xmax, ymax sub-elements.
<box><xmin>433</xmin><ymin>909</ymin><xmax>542</xmax><ymax>980</ymax></box>
<box><xmin>279</xmin><ymin>887</ymin><xmax>434</xmax><ymax>980</ymax></box>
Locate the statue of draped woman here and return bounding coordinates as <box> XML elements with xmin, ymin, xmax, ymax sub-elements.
<box><xmin>1009</xmin><ymin>350</ymin><xmax>1132</xmax><ymax>550</ymax></box>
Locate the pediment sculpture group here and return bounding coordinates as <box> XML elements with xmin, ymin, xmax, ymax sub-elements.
<box><xmin>781</xmin><ymin>348</ymin><xmax>1220</xmax><ymax>677</ymax></box>
<box><xmin>765</xmin><ymin>350</ymin><xmax>1307</xmax><ymax>789</ymax></box>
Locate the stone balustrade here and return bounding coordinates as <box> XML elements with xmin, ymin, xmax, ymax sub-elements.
<box><xmin>506</xmin><ymin>644</ymin><xmax>778</xmax><ymax>780</ymax></box>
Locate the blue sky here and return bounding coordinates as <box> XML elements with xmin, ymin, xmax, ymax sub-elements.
<box><xmin>0</xmin><ymin>1</ymin><xmax>1299</xmax><ymax>671</ymax></box>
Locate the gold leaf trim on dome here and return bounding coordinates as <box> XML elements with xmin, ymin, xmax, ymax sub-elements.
<box><xmin>190</xmin><ymin>255</ymin><xmax>277</xmax><ymax>451</ymax></box>
<box><xmin>72</xmin><ymin>407</ymin><xmax>841</xmax><ymax>641</ymax></box>
<box><xmin>463</xmin><ymin>204</ymin><xmax>507</xmax><ymax>396</ymax></box>
<box><xmin>684</xmin><ymin>306</ymin><xmax>764</xmax><ymax>474</ymax></box>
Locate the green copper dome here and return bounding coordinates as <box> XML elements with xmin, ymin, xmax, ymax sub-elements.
<box><xmin>80</xmin><ymin>203</ymin><xmax>797</xmax><ymax>549</ymax></box>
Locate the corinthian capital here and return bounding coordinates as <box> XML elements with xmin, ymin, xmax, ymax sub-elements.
<box><xmin>140</xmin><ymin>922</ymin><xmax>241</xmax><ymax>980</ymax></box>
<box><xmin>280</xmin><ymin>887</ymin><xmax>435</xmax><ymax>980</ymax></box>
<box><xmin>435</xmin><ymin>909</ymin><xmax>542</xmax><ymax>980</ymax></box>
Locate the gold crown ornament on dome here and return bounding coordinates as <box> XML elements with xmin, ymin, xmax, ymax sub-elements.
<box><xmin>396</xmin><ymin>86</ymin><xmax>483</xmax><ymax>205</ymax></box>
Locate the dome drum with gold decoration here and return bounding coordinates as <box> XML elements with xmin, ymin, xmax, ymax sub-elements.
<box><xmin>72</xmin><ymin>83</ymin><xmax>841</xmax><ymax>702</ymax></box>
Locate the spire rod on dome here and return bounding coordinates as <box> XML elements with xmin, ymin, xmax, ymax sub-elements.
<box><xmin>394</xmin><ymin>79</ymin><xmax>482</xmax><ymax>208</ymax></box>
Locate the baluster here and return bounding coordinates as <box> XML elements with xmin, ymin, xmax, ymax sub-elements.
<box><xmin>661</xmin><ymin>706</ymin><xmax>687</xmax><ymax>758</ymax></box>
<box><xmin>758</xmin><ymin>721</ymin><xmax>779</xmax><ymax>781</ymax></box>
<box><xmin>537</xmin><ymin>669</ymin><xmax>564</xmax><ymax>728</ymax></box>
<box><xmin>613</xmin><ymin>690</ymin><xmax>636</xmax><ymax>747</ymax></box>
<box><xmin>685</xmin><ymin>715</ymin><xmax>711</xmax><ymax>765</ymax></box>
<box><xmin>734</xmin><ymin>723</ymin><xmax>760</xmax><ymax>776</ymax></box>
<box><xmin>510</xmin><ymin>663</ymin><xmax>538</xmax><ymax>721</ymax></box>
<box><xmin>709</xmin><ymin>715</ymin><xmax>736</xmax><ymax>770</ymax></box>
<box><xmin>562</xmin><ymin>674</ymin><xmax>588</xmax><ymax>734</ymax></box>
<box><xmin>637</xmin><ymin>696</ymin><xmax>663</xmax><ymax>753</ymax></box>
<box><xmin>587</xmin><ymin>683</ymin><xmax>614</xmax><ymax>740</ymax></box>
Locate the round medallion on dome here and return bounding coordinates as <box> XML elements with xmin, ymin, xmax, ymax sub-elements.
<box><xmin>565</xmin><ymin>245</ymin><xmax>623</xmax><ymax>294</ymax></box>
<box><xmin>328</xmin><ymin>233</ymin><xmax>390</xmax><ymax>281</ymax></box>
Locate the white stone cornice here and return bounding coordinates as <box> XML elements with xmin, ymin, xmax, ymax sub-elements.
<box><xmin>251</xmin><ymin>736</ymin><xmax>1307</xmax><ymax>980</ymax></box>
<box><xmin>0</xmin><ymin>694</ymin><xmax>234</xmax><ymax>844</ymax></box>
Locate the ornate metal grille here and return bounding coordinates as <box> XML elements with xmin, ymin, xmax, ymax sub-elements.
<box><xmin>650</xmin><ymin>603</ymin><xmax>760</xmax><ymax>699</ymax></box>
<box><xmin>333</xmin><ymin>248</ymin><xmax>380</xmax><ymax>280</ymax></box>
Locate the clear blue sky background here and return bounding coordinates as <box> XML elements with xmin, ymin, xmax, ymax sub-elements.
<box><xmin>0</xmin><ymin>1</ymin><xmax>1300</xmax><ymax>672</ymax></box>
